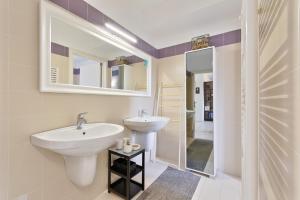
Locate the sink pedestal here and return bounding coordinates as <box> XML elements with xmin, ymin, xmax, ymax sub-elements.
<box><xmin>123</xmin><ymin>116</ymin><xmax>170</xmax><ymax>163</ymax></box>
<box><xmin>64</xmin><ymin>155</ymin><xmax>97</xmax><ymax>187</ymax></box>
<box><xmin>131</xmin><ymin>131</ymin><xmax>157</xmax><ymax>162</ymax></box>
<box><xmin>131</xmin><ymin>131</ymin><xmax>155</xmax><ymax>151</ymax></box>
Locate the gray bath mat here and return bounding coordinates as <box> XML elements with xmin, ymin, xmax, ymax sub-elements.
<box><xmin>137</xmin><ymin>167</ymin><xmax>200</xmax><ymax>200</ymax></box>
<box><xmin>187</xmin><ymin>139</ymin><xmax>213</xmax><ymax>172</ymax></box>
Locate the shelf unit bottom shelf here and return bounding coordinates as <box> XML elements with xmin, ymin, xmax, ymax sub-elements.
<box><xmin>110</xmin><ymin>178</ymin><xmax>143</xmax><ymax>199</ymax></box>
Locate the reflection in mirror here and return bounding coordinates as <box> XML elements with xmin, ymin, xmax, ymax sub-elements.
<box><xmin>50</xmin><ymin>17</ymin><xmax>148</xmax><ymax>92</ymax></box>
<box><xmin>72</xmin><ymin>54</ymin><xmax>103</xmax><ymax>87</ymax></box>
<box><xmin>186</xmin><ymin>47</ymin><xmax>215</xmax><ymax>176</ymax></box>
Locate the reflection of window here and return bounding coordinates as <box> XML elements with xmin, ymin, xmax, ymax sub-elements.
<box><xmin>50</xmin><ymin>67</ymin><xmax>59</xmax><ymax>83</ymax></box>
<box><xmin>71</xmin><ymin>52</ymin><xmax>103</xmax><ymax>88</ymax></box>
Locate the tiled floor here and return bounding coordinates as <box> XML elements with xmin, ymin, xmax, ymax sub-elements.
<box><xmin>95</xmin><ymin>162</ymin><xmax>241</xmax><ymax>200</ymax></box>
<box><xmin>192</xmin><ymin>172</ymin><xmax>241</xmax><ymax>200</ymax></box>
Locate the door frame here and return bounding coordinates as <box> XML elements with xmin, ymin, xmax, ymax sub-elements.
<box><xmin>241</xmin><ymin>0</ymin><xmax>259</xmax><ymax>199</ymax></box>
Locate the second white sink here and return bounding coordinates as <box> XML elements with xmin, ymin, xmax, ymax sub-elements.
<box><xmin>124</xmin><ymin>116</ymin><xmax>170</xmax><ymax>133</ymax></box>
<box><xmin>124</xmin><ymin>116</ymin><xmax>170</xmax><ymax>157</ymax></box>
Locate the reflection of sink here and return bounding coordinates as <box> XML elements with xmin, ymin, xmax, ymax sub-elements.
<box><xmin>124</xmin><ymin>116</ymin><xmax>170</xmax><ymax>133</ymax></box>
<box><xmin>31</xmin><ymin>123</ymin><xmax>124</xmax><ymax>186</ymax></box>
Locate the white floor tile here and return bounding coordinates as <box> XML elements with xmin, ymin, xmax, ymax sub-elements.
<box><xmin>95</xmin><ymin>162</ymin><xmax>241</xmax><ymax>200</ymax></box>
<box><xmin>196</xmin><ymin>172</ymin><xmax>241</xmax><ymax>200</ymax></box>
<box><xmin>198</xmin><ymin>177</ymin><xmax>222</xmax><ymax>200</ymax></box>
<box><xmin>191</xmin><ymin>177</ymin><xmax>206</xmax><ymax>200</ymax></box>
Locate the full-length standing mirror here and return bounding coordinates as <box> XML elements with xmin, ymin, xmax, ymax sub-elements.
<box><xmin>185</xmin><ymin>47</ymin><xmax>216</xmax><ymax>176</ymax></box>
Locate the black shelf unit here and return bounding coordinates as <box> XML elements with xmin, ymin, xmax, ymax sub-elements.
<box><xmin>108</xmin><ymin>148</ymin><xmax>145</xmax><ymax>200</ymax></box>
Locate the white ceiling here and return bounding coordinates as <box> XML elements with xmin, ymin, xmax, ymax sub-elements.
<box><xmin>86</xmin><ymin>0</ymin><xmax>242</xmax><ymax>49</ymax></box>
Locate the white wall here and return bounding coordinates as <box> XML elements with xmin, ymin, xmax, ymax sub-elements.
<box><xmin>156</xmin><ymin>55</ymin><xmax>185</xmax><ymax>167</ymax></box>
<box><xmin>216</xmin><ymin>43</ymin><xmax>241</xmax><ymax>177</ymax></box>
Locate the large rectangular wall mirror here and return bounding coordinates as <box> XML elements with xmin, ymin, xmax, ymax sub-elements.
<box><xmin>185</xmin><ymin>47</ymin><xmax>217</xmax><ymax>176</ymax></box>
<box><xmin>40</xmin><ymin>1</ymin><xmax>152</xmax><ymax>96</ymax></box>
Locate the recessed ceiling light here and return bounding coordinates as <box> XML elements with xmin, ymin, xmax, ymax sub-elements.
<box><xmin>105</xmin><ymin>23</ymin><xmax>137</xmax><ymax>43</ymax></box>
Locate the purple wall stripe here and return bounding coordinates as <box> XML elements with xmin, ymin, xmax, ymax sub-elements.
<box><xmin>209</xmin><ymin>34</ymin><xmax>224</xmax><ymax>47</ymax></box>
<box><xmin>87</xmin><ymin>4</ymin><xmax>104</xmax><ymax>26</ymax></box>
<box><xmin>73</xmin><ymin>68</ymin><xmax>80</xmax><ymax>75</ymax></box>
<box><xmin>223</xmin><ymin>29</ymin><xmax>241</xmax><ymax>46</ymax></box>
<box><xmin>50</xmin><ymin>0</ymin><xmax>68</xmax><ymax>9</ymax></box>
<box><xmin>209</xmin><ymin>29</ymin><xmax>241</xmax><ymax>47</ymax></box>
<box><xmin>51</xmin><ymin>42</ymin><xmax>69</xmax><ymax>57</ymax></box>
<box><xmin>49</xmin><ymin>0</ymin><xmax>241</xmax><ymax>59</ymax></box>
<box><xmin>69</xmin><ymin>0</ymin><xmax>88</xmax><ymax>20</ymax></box>
<box><xmin>157</xmin><ymin>29</ymin><xmax>241</xmax><ymax>58</ymax></box>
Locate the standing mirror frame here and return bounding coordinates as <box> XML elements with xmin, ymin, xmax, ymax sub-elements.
<box><xmin>185</xmin><ymin>46</ymin><xmax>217</xmax><ymax>177</ymax></box>
<box><xmin>40</xmin><ymin>1</ymin><xmax>152</xmax><ymax>96</ymax></box>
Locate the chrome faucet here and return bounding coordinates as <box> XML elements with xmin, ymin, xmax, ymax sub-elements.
<box><xmin>76</xmin><ymin>112</ymin><xmax>88</xmax><ymax>130</ymax></box>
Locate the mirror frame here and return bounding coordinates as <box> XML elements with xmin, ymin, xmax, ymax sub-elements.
<box><xmin>40</xmin><ymin>1</ymin><xmax>152</xmax><ymax>96</ymax></box>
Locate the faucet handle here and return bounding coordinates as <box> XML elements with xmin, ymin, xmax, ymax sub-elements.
<box><xmin>77</xmin><ymin>112</ymin><xmax>88</xmax><ymax>119</ymax></box>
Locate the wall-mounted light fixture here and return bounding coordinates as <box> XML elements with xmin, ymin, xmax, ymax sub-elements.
<box><xmin>105</xmin><ymin>23</ymin><xmax>137</xmax><ymax>43</ymax></box>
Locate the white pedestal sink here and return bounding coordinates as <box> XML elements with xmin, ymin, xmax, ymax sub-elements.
<box><xmin>31</xmin><ymin>123</ymin><xmax>124</xmax><ymax>187</ymax></box>
<box><xmin>123</xmin><ymin>116</ymin><xmax>170</xmax><ymax>161</ymax></box>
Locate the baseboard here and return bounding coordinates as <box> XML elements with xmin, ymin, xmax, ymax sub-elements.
<box><xmin>156</xmin><ymin>157</ymin><xmax>180</xmax><ymax>170</ymax></box>
<box><xmin>93</xmin><ymin>189</ymin><xmax>108</xmax><ymax>200</ymax></box>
